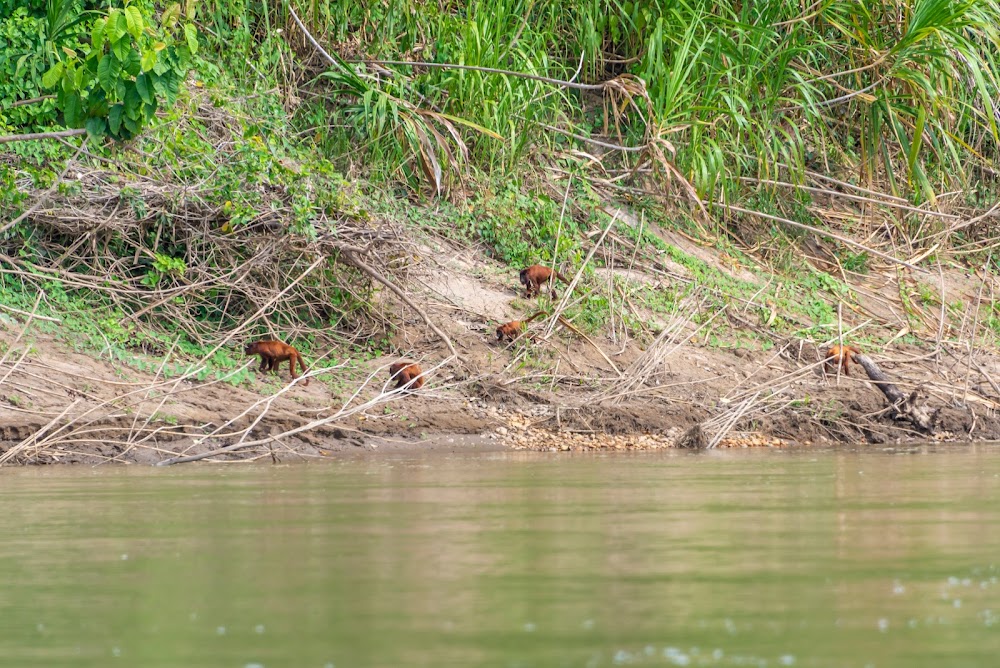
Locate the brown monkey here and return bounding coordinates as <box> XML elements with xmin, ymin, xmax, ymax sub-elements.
<box><xmin>245</xmin><ymin>340</ymin><xmax>309</xmax><ymax>385</ymax></box>
<box><xmin>824</xmin><ymin>345</ymin><xmax>862</xmax><ymax>377</ymax></box>
<box><xmin>519</xmin><ymin>264</ymin><xmax>569</xmax><ymax>298</ymax></box>
<box><xmin>496</xmin><ymin>311</ymin><xmax>547</xmax><ymax>342</ymax></box>
<box><xmin>389</xmin><ymin>362</ymin><xmax>424</xmax><ymax>391</ymax></box>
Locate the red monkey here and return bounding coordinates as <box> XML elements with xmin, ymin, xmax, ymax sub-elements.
<box><xmin>389</xmin><ymin>362</ymin><xmax>424</xmax><ymax>391</ymax></box>
<box><xmin>519</xmin><ymin>265</ymin><xmax>569</xmax><ymax>298</ymax></box>
<box><xmin>245</xmin><ymin>340</ymin><xmax>309</xmax><ymax>385</ymax></box>
<box><xmin>496</xmin><ymin>312</ymin><xmax>546</xmax><ymax>342</ymax></box>
<box><xmin>824</xmin><ymin>345</ymin><xmax>862</xmax><ymax>376</ymax></box>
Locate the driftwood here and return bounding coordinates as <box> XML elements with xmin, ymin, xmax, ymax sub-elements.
<box><xmin>675</xmin><ymin>424</ymin><xmax>707</xmax><ymax>449</ymax></box>
<box><xmin>849</xmin><ymin>352</ymin><xmax>938</xmax><ymax>434</ymax></box>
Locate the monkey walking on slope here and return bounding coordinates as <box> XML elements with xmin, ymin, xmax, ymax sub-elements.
<box><xmin>496</xmin><ymin>312</ymin><xmax>547</xmax><ymax>343</ymax></box>
<box><xmin>519</xmin><ymin>264</ymin><xmax>569</xmax><ymax>299</ymax></box>
<box><xmin>824</xmin><ymin>344</ymin><xmax>862</xmax><ymax>377</ymax></box>
<box><xmin>245</xmin><ymin>340</ymin><xmax>309</xmax><ymax>385</ymax></box>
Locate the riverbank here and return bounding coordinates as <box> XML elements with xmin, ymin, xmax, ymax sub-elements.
<box><xmin>3</xmin><ymin>238</ymin><xmax>999</xmax><ymax>465</ymax></box>
<box><xmin>3</xmin><ymin>159</ymin><xmax>1000</xmax><ymax>464</ymax></box>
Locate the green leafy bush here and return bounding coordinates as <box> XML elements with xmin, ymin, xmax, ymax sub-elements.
<box><xmin>41</xmin><ymin>1</ymin><xmax>197</xmax><ymax>140</ymax></box>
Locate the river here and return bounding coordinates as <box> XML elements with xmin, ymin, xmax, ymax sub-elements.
<box><xmin>1</xmin><ymin>445</ymin><xmax>998</xmax><ymax>667</ymax></box>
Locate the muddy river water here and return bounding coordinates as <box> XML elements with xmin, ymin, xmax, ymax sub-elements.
<box><xmin>1</xmin><ymin>445</ymin><xmax>998</xmax><ymax>667</ymax></box>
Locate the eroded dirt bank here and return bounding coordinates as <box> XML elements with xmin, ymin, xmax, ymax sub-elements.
<box><xmin>4</xmin><ymin>203</ymin><xmax>1000</xmax><ymax>465</ymax></box>
<box><xmin>2</xmin><ymin>315</ymin><xmax>999</xmax><ymax>466</ymax></box>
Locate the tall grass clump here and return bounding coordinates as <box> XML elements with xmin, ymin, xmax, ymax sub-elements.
<box><xmin>10</xmin><ymin>0</ymin><xmax>1000</xmax><ymax>206</ymax></box>
<box><xmin>187</xmin><ymin>0</ymin><xmax>1000</xmax><ymax>205</ymax></box>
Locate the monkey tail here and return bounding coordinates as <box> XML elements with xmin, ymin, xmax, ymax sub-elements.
<box><xmin>297</xmin><ymin>353</ymin><xmax>309</xmax><ymax>386</ymax></box>
<box><xmin>555</xmin><ymin>271</ymin><xmax>570</xmax><ymax>284</ymax></box>
<box><xmin>523</xmin><ymin>311</ymin><xmax>547</xmax><ymax>324</ymax></box>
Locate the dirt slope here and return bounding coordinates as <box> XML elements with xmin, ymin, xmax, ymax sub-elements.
<box><xmin>3</xmin><ymin>208</ymin><xmax>1000</xmax><ymax>464</ymax></box>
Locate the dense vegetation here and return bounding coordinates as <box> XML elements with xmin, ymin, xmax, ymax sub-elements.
<box><xmin>11</xmin><ymin>1</ymin><xmax>998</xmax><ymax>192</ymax></box>
<box><xmin>2</xmin><ymin>0</ymin><xmax>1000</xmax><ymax>371</ymax></box>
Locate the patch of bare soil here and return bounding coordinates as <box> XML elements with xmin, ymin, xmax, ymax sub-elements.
<box><xmin>3</xmin><ymin>310</ymin><xmax>1000</xmax><ymax>466</ymax></box>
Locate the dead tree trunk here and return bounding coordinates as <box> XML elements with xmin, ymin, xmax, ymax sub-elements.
<box><xmin>852</xmin><ymin>353</ymin><xmax>938</xmax><ymax>434</ymax></box>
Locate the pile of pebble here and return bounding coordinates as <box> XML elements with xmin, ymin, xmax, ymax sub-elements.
<box><xmin>489</xmin><ymin>413</ymin><xmax>788</xmax><ymax>451</ymax></box>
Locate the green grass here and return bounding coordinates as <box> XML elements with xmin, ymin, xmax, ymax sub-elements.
<box><xmin>241</xmin><ymin>0</ymin><xmax>1000</xmax><ymax>204</ymax></box>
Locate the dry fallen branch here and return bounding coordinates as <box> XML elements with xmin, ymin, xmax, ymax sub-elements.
<box><xmin>543</xmin><ymin>209</ymin><xmax>619</xmax><ymax>338</ymax></box>
<box><xmin>0</xmin><ymin>143</ymin><xmax>85</xmax><ymax>236</ymax></box>
<box><xmin>675</xmin><ymin>424</ymin><xmax>707</xmax><ymax>449</ymax></box>
<box><xmin>0</xmin><ymin>148</ymin><xmax>414</xmax><ymax>352</ymax></box>
<box><xmin>599</xmin><ymin>297</ymin><xmax>714</xmax><ymax>404</ymax></box>
<box><xmin>0</xmin><ymin>128</ymin><xmax>87</xmax><ymax>144</ymax></box>
<box><xmin>705</xmin><ymin>391</ymin><xmax>762</xmax><ymax>449</ymax></box>
<box><xmin>340</xmin><ymin>248</ymin><xmax>458</xmax><ymax>359</ymax></box>
<box><xmin>554</xmin><ymin>315</ymin><xmax>620</xmax><ymax>376</ymax></box>
<box><xmin>741</xmin><ymin>177</ymin><xmax>961</xmax><ymax>221</ymax></box>
<box><xmin>155</xmin><ymin>356</ymin><xmax>452</xmax><ymax>465</ymax></box>
<box><xmin>852</xmin><ymin>353</ymin><xmax>938</xmax><ymax>434</ymax></box>
<box><xmin>717</xmin><ymin>202</ymin><xmax>928</xmax><ymax>273</ymax></box>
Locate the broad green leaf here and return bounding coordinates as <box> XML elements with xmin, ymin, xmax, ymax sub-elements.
<box><xmin>85</xmin><ymin>116</ymin><xmax>107</xmax><ymax>140</ymax></box>
<box><xmin>186</xmin><ymin>0</ymin><xmax>196</xmax><ymax>19</ymax></box>
<box><xmin>92</xmin><ymin>18</ymin><xmax>107</xmax><ymax>52</ymax></box>
<box><xmin>109</xmin><ymin>103</ymin><xmax>124</xmax><ymax>134</ymax></box>
<box><xmin>87</xmin><ymin>88</ymin><xmax>109</xmax><ymax>117</ymax></box>
<box><xmin>163</xmin><ymin>69</ymin><xmax>181</xmax><ymax>101</ymax></box>
<box><xmin>97</xmin><ymin>54</ymin><xmax>116</xmax><ymax>92</ymax></box>
<box><xmin>107</xmin><ymin>9</ymin><xmax>127</xmax><ymax>42</ymax></box>
<box><xmin>141</xmin><ymin>49</ymin><xmax>157</xmax><ymax>72</ymax></box>
<box><xmin>123</xmin><ymin>48</ymin><xmax>142</xmax><ymax>76</ymax></box>
<box><xmin>184</xmin><ymin>24</ymin><xmax>198</xmax><ymax>54</ymax></box>
<box><xmin>151</xmin><ymin>73</ymin><xmax>166</xmax><ymax>96</ymax></box>
<box><xmin>123</xmin><ymin>114</ymin><xmax>139</xmax><ymax>134</ymax></box>
<box><xmin>115</xmin><ymin>12</ymin><xmax>129</xmax><ymax>42</ymax></box>
<box><xmin>125</xmin><ymin>6</ymin><xmax>143</xmax><ymax>41</ymax></box>
<box><xmin>41</xmin><ymin>62</ymin><xmax>64</xmax><ymax>89</ymax></box>
<box><xmin>135</xmin><ymin>73</ymin><xmax>154</xmax><ymax>104</ymax></box>
<box><xmin>125</xmin><ymin>84</ymin><xmax>143</xmax><ymax>119</ymax></box>
<box><xmin>63</xmin><ymin>92</ymin><xmax>83</xmax><ymax>126</ymax></box>
<box><xmin>152</xmin><ymin>41</ymin><xmax>166</xmax><ymax>52</ymax></box>
<box><xmin>162</xmin><ymin>3</ymin><xmax>180</xmax><ymax>28</ymax></box>
<box><xmin>113</xmin><ymin>36</ymin><xmax>130</xmax><ymax>62</ymax></box>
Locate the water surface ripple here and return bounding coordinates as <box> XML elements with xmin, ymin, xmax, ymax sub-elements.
<box><xmin>1</xmin><ymin>445</ymin><xmax>998</xmax><ymax>667</ymax></box>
